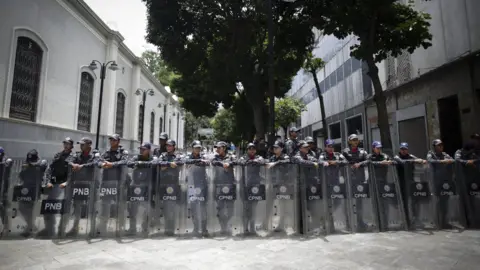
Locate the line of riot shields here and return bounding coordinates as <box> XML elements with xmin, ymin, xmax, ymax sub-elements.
<box><xmin>1</xmin><ymin>159</ymin><xmax>480</xmax><ymax>239</ymax></box>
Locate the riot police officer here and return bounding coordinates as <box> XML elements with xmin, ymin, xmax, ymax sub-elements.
<box><xmin>305</xmin><ymin>136</ymin><xmax>321</xmax><ymax>159</ymax></box>
<box><xmin>157</xmin><ymin>139</ymin><xmax>183</xmax><ymax>236</ymax></box>
<box><xmin>15</xmin><ymin>150</ymin><xmax>48</xmax><ymax>237</ymax></box>
<box><xmin>65</xmin><ymin>137</ymin><xmax>99</xmax><ymax>236</ymax></box>
<box><xmin>285</xmin><ymin>127</ymin><xmax>301</xmax><ymax>156</ymax></box>
<box><xmin>210</xmin><ymin>141</ymin><xmax>239</xmax><ymax>235</ymax></box>
<box><xmin>184</xmin><ymin>140</ymin><xmax>210</xmax><ymax>236</ymax></box>
<box><xmin>427</xmin><ymin>139</ymin><xmax>454</xmax><ymax>162</ymax></box>
<box><xmin>239</xmin><ymin>143</ymin><xmax>265</xmax><ymax>235</ymax></box>
<box><xmin>39</xmin><ymin>138</ymin><xmax>75</xmax><ymax>237</ymax></box>
<box><xmin>394</xmin><ymin>142</ymin><xmax>426</xmax><ymax>225</ymax></box>
<box><xmin>264</xmin><ymin>141</ymin><xmax>290</xmax><ymax>231</ymax></box>
<box><xmin>0</xmin><ymin>147</ymin><xmax>13</xmax><ymax>234</ymax></box>
<box><xmin>342</xmin><ymin>134</ymin><xmax>369</xmax><ymax>231</ymax></box>
<box><xmin>126</xmin><ymin>142</ymin><xmax>156</xmax><ymax>235</ymax></box>
<box><xmin>153</xmin><ymin>132</ymin><xmax>169</xmax><ymax>157</ymax></box>
<box><xmin>293</xmin><ymin>141</ymin><xmax>320</xmax><ymax>234</ymax></box>
<box><xmin>97</xmin><ymin>134</ymin><xmax>129</xmax><ymax>235</ymax></box>
<box><xmin>319</xmin><ymin>139</ymin><xmax>348</xmax><ymax>232</ymax></box>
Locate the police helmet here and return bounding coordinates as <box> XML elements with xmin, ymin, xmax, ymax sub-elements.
<box><xmin>166</xmin><ymin>139</ymin><xmax>176</xmax><ymax>146</ymax></box>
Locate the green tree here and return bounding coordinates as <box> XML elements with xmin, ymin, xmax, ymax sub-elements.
<box><xmin>141</xmin><ymin>49</ymin><xmax>180</xmax><ymax>87</ymax></box>
<box><xmin>305</xmin><ymin>0</ymin><xmax>432</xmax><ymax>150</ymax></box>
<box><xmin>211</xmin><ymin>108</ymin><xmax>239</xmax><ymax>143</ymax></box>
<box><xmin>142</xmin><ymin>0</ymin><xmax>315</xmax><ymax>139</ymax></box>
<box><xmin>184</xmin><ymin>111</ymin><xmax>212</xmax><ymax>143</ymax></box>
<box><xmin>275</xmin><ymin>97</ymin><xmax>306</xmax><ymax>136</ymax></box>
<box><xmin>303</xmin><ymin>52</ymin><xmax>326</xmax><ymax>136</ymax></box>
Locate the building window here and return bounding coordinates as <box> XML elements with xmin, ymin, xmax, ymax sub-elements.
<box><xmin>150</xmin><ymin>111</ymin><xmax>155</xmax><ymax>143</ymax></box>
<box><xmin>138</xmin><ymin>104</ymin><xmax>144</xmax><ymax>141</ymax></box>
<box><xmin>77</xmin><ymin>72</ymin><xmax>95</xmax><ymax>131</ymax></box>
<box><xmin>9</xmin><ymin>37</ymin><xmax>43</xmax><ymax>122</ymax></box>
<box><xmin>115</xmin><ymin>92</ymin><xmax>126</xmax><ymax>137</ymax></box>
<box><xmin>163</xmin><ymin>106</ymin><xmax>167</xmax><ymax>131</ymax></box>
<box><xmin>159</xmin><ymin>117</ymin><xmax>163</xmax><ymax>134</ymax></box>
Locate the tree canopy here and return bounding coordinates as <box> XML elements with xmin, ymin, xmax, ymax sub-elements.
<box><xmin>304</xmin><ymin>0</ymin><xmax>432</xmax><ymax>150</ymax></box>
<box><xmin>140</xmin><ymin>49</ymin><xmax>180</xmax><ymax>88</ymax></box>
<box><xmin>275</xmin><ymin>97</ymin><xmax>306</xmax><ymax>135</ymax></box>
<box><xmin>184</xmin><ymin>111</ymin><xmax>212</xmax><ymax>144</ymax></box>
<box><xmin>142</xmin><ymin>0</ymin><xmax>316</xmax><ymax>139</ymax></box>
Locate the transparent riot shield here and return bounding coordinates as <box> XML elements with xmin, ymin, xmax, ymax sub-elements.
<box><xmin>265</xmin><ymin>163</ymin><xmax>299</xmax><ymax>235</ymax></box>
<box><xmin>0</xmin><ymin>160</ymin><xmax>14</xmax><ymax>236</ymax></box>
<box><xmin>403</xmin><ymin>163</ymin><xmax>437</xmax><ymax>230</ymax></box>
<box><xmin>62</xmin><ymin>167</ymin><xmax>97</xmax><ymax>238</ymax></box>
<box><xmin>4</xmin><ymin>162</ymin><xmax>43</xmax><ymax>238</ymax></box>
<box><xmin>457</xmin><ymin>161</ymin><xmax>480</xmax><ymax>228</ymax></box>
<box><xmin>153</xmin><ymin>164</ymin><xmax>185</xmax><ymax>236</ymax></box>
<box><xmin>94</xmin><ymin>166</ymin><xmax>126</xmax><ymax>237</ymax></box>
<box><xmin>36</xmin><ymin>184</ymin><xmax>67</xmax><ymax>238</ymax></box>
<box><xmin>121</xmin><ymin>166</ymin><xmax>153</xmax><ymax>237</ymax></box>
<box><xmin>183</xmin><ymin>162</ymin><xmax>210</xmax><ymax>237</ymax></box>
<box><xmin>242</xmin><ymin>163</ymin><xmax>268</xmax><ymax>236</ymax></box>
<box><xmin>429</xmin><ymin>162</ymin><xmax>466</xmax><ymax>229</ymax></box>
<box><xmin>371</xmin><ymin>163</ymin><xmax>407</xmax><ymax>231</ymax></box>
<box><xmin>207</xmin><ymin>164</ymin><xmax>243</xmax><ymax>236</ymax></box>
<box><xmin>300</xmin><ymin>164</ymin><xmax>327</xmax><ymax>236</ymax></box>
<box><xmin>324</xmin><ymin>164</ymin><xmax>350</xmax><ymax>234</ymax></box>
<box><xmin>346</xmin><ymin>165</ymin><xmax>379</xmax><ymax>233</ymax></box>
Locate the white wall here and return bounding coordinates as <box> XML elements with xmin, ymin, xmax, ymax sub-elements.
<box><xmin>376</xmin><ymin>0</ymin><xmax>480</xmax><ymax>90</ymax></box>
<box><xmin>0</xmin><ymin>0</ymin><xmax>185</xmax><ymax>154</ymax></box>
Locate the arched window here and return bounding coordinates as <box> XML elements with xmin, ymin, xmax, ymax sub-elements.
<box><xmin>9</xmin><ymin>37</ymin><xmax>43</xmax><ymax>122</ymax></box>
<box><xmin>163</xmin><ymin>106</ymin><xmax>167</xmax><ymax>131</ymax></box>
<box><xmin>138</xmin><ymin>104</ymin><xmax>144</xmax><ymax>141</ymax></box>
<box><xmin>115</xmin><ymin>92</ymin><xmax>126</xmax><ymax>137</ymax></box>
<box><xmin>177</xmin><ymin>113</ymin><xmax>180</xmax><ymax>142</ymax></box>
<box><xmin>77</xmin><ymin>72</ymin><xmax>95</xmax><ymax>131</ymax></box>
<box><xmin>159</xmin><ymin>117</ymin><xmax>163</xmax><ymax>134</ymax></box>
<box><xmin>150</xmin><ymin>111</ymin><xmax>155</xmax><ymax>143</ymax></box>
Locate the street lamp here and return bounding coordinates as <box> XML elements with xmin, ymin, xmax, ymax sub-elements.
<box><xmin>88</xmin><ymin>60</ymin><xmax>119</xmax><ymax>150</ymax></box>
<box><xmin>136</xmin><ymin>88</ymin><xmax>155</xmax><ymax>144</ymax></box>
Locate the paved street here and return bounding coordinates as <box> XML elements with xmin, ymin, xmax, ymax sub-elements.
<box><xmin>1</xmin><ymin>230</ymin><xmax>479</xmax><ymax>270</ymax></box>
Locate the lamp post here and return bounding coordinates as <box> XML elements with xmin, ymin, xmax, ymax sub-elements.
<box><xmin>136</xmin><ymin>88</ymin><xmax>155</xmax><ymax>144</ymax></box>
<box><xmin>88</xmin><ymin>60</ymin><xmax>119</xmax><ymax>150</ymax></box>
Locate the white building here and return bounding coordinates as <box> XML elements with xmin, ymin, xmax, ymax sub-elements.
<box><xmin>0</xmin><ymin>0</ymin><xmax>185</xmax><ymax>157</ymax></box>
<box><xmin>287</xmin><ymin>0</ymin><xmax>480</xmax><ymax>157</ymax></box>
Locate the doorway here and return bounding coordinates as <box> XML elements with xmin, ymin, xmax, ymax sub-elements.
<box><xmin>437</xmin><ymin>95</ymin><xmax>463</xmax><ymax>156</ymax></box>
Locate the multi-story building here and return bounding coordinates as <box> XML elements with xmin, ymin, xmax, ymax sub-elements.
<box><xmin>0</xmin><ymin>0</ymin><xmax>185</xmax><ymax>157</ymax></box>
<box><xmin>287</xmin><ymin>0</ymin><xmax>480</xmax><ymax>157</ymax></box>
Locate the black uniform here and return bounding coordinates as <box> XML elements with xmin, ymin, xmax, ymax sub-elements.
<box><xmin>285</xmin><ymin>138</ymin><xmax>299</xmax><ymax>157</ymax></box>
<box><xmin>153</xmin><ymin>145</ymin><xmax>167</xmax><ymax>158</ymax></box>
<box><xmin>65</xmin><ymin>150</ymin><xmax>99</xmax><ymax>236</ymax></box>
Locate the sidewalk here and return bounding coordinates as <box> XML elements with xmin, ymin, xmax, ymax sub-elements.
<box><xmin>1</xmin><ymin>230</ymin><xmax>479</xmax><ymax>270</ymax></box>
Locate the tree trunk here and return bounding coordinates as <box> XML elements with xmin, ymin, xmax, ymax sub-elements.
<box><xmin>252</xmin><ymin>103</ymin><xmax>265</xmax><ymax>140</ymax></box>
<box><xmin>282</xmin><ymin>126</ymin><xmax>288</xmax><ymax>140</ymax></box>
<box><xmin>366</xmin><ymin>58</ymin><xmax>393</xmax><ymax>152</ymax></box>
<box><xmin>311</xmin><ymin>70</ymin><xmax>327</xmax><ymax>137</ymax></box>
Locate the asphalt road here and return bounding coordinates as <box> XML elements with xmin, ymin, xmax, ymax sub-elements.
<box><xmin>1</xmin><ymin>230</ymin><xmax>479</xmax><ymax>270</ymax></box>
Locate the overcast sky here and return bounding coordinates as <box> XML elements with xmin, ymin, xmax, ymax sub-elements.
<box><xmin>83</xmin><ymin>0</ymin><xmax>155</xmax><ymax>56</ymax></box>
